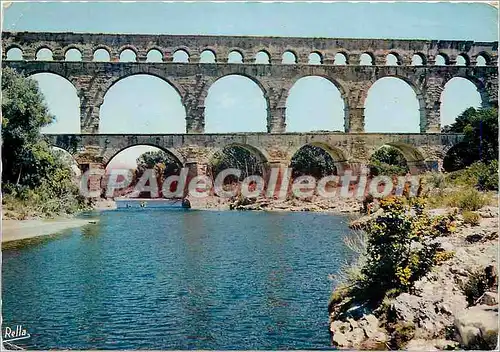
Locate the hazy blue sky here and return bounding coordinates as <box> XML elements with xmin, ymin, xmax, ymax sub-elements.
<box><xmin>3</xmin><ymin>2</ymin><xmax>496</xmax><ymax>167</ymax></box>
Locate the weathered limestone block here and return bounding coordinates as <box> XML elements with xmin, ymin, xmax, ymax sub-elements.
<box><xmin>454</xmin><ymin>305</ymin><xmax>498</xmax><ymax>349</ymax></box>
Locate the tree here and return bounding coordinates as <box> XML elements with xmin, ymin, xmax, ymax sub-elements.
<box><xmin>1</xmin><ymin>68</ymin><xmax>88</xmax><ymax>217</ymax></box>
<box><xmin>2</xmin><ymin>67</ymin><xmax>54</xmax><ymax>186</ymax></box>
<box><xmin>133</xmin><ymin>150</ymin><xmax>182</xmax><ymax>197</ymax></box>
<box><xmin>210</xmin><ymin>146</ymin><xmax>264</xmax><ymax>182</ymax></box>
<box><xmin>369</xmin><ymin>146</ymin><xmax>409</xmax><ymax>176</ymax></box>
<box><xmin>442</xmin><ymin>107</ymin><xmax>498</xmax><ymax>171</ymax></box>
<box><xmin>290</xmin><ymin>145</ymin><xmax>337</xmax><ymax>179</ymax></box>
<box><xmin>136</xmin><ymin>150</ymin><xmax>181</xmax><ymax>178</ymax></box>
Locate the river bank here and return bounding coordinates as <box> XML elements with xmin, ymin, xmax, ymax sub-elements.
<box><xmin>2</xmin><ymin>217</ymin><xmax>98</xmax><ymax>243</ymax></box>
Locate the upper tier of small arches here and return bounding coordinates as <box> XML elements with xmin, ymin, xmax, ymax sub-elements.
<box><xmin>2</xmin><ymin>31</ymin><xmax>497</xmax><ymax>66</ymax></box>
<box><xmin>5</xmin><ymin>45</ymin><xmax>495</xmax><ymax>67</ymax></box>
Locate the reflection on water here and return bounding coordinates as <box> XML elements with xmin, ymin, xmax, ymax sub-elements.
<box><xmin>2</xmin><ymin>209</ymin><xmax>353</xmax><ymax>349</ymax></box>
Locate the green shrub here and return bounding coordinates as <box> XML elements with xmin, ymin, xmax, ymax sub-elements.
<box><xmin>462</xmin><ymin>211</ymin><xmax>481</xmax><ymax>226</ymax></box>
<box><xmin>329</xmin><ymin>285</ymin><xmax>352</xmax><ymax>307</ymax></box>
<box><xmin>448</xmin><ymin>161</ymin><xmax>498</xmax><ymax>191</ymax></box>
<box><xmin>425</xmin><ymin>172</ymin><xmax>447</xmax><ymax>189</ymax></box>
<box><xmin>358</xmin><ymin>197</ymin><xmax>442</xmax><ymax>301</ymax></box>
<box><xmin>430</xmin><ymin>214</ymin><xmax>458</xmax><ymax>236</ymax></box>
<box><xmin>369</xmin><ymin>159</ymin><xmax>408</xmax><ymax>177</ymax></box>
<box><xmin>461</xmin><ymin>269</ymin><xmax>490</xmax><ymax>306</ymax></box>
<box><xmin>446</xmin><ymin>187</ymin><xmax>489</xmax><ymax>211</ymax></box>
<box><xmin>434</xmin><ymin>251</ymin><xmax>455</xmax><ymax>265</ymax></box>
<box><xmin>389</xmin><ymin>322</ymin><xmax>415</xmax><ymax>349</ymax></box>
<box><xmin>369</xmin><ymin>146</ymin><xmax>409</xmax><ymax>177</ymax></box>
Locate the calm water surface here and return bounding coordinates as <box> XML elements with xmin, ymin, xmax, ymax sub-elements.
<box><xmin>2</xmin><ymin>209</ymin><xmax>353</xmax><ymax>349</ymax></box>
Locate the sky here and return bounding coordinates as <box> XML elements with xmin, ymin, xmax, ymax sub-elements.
<box><xmin>3</xmin><ymin>1</ymin><xmax>497</xmax><ymax>167</ymax></box>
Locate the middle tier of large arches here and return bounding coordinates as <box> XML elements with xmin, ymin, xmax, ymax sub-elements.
<box><xmin>8</xmin><ymin>61</ymin><xmax>496</xmax><ymax>134</ymax></box>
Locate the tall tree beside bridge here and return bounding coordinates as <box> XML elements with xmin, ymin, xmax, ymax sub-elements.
<box><xmin>443</xmin><ymin>107</ymin><xmax>498</xmax><ymax>171</ymax></box>
<box><xmin>1</xmin><ymin>67</ymin><xmax>88</xmax><ymax>217</ymax></box>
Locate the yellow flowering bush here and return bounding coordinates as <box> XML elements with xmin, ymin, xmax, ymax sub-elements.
<box><xmin>359</xmin><ymin>196</ymin><xmax>450</xmax><ymax>300</ymax></box>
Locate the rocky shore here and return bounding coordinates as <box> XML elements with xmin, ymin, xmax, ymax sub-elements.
<box><xmin>329</xmin><ymin>205</ymin><xmax>499</xmax><ymax>350</ymax></box>
<box><xmin>189</xmin><ymin>195</ymin><xmax>363</xmax><ymax>214</ymax></box>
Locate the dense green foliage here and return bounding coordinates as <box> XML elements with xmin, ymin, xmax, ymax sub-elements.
<box><xmin>131</xmin><ymin>150</ymin><xmax>181</xmax><ymax>197</ymax></box>
<box><xmin>360</xmin><ymin>198</ymin><xmax>452</xmax><ymax>298</ymax></box>
<box><xmin>427</xmin><ymin>183</ymin><xmax>490</xmax><ymax>211</ymax></box>
<box><xmin>135</xmin><ymin>150</ymin><xmax>181</xmax><ymax>178</ymax></box>
<box><xmin>290</xmin><ymin>145</ymin><xmax>337</xmax><ymax>178</ymax></box>
<box><xmin>335</xmin><ymin>197</ymin><xmax>457</xmax><ymax>305</ymax></box>
<box><xmin>2</xmin><ymin>68</ymin><xmax>89</xmax><ymax>219</ymax></box>
<box><xmin>210</xmin><ymin>144</ymin><xmax>339</xmax><ymax>183</ymax></box>
<box><xmin>443</xmin><ymin>107</ymin><xmax>498</xmax><ymax>171</ymax></box>
<box><xmin>369</xmin><ymin>146</ymin><xmax>409</xmax><ymax>176</ymax></box>
<box><xmin>210</xmin><ymin>145</ymin><xmax>264</xmax><ymax>181</ymax></box>
<box><xmin>447</xmin><ymin>160</ymin><xmax>498</xmax><ymax>191</ymax></box>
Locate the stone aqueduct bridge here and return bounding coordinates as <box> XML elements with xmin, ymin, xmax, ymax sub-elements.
<box><xmin>2</xmin><ymin>31</ymin><xmax>498</xmax><ymax>177</ymax></box>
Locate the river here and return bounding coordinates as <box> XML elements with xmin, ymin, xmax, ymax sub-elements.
<box><xmin>2</xmin><ymin>209</ymin><xmax>354</xmax><ymax>349</ymax></box>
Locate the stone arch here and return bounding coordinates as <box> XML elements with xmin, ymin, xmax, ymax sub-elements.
<box><xmin>118</xmin><ymin>45</ymin><xmax>138</xmax><ymax>56</ymax></box>
<box><xmin>100</xmin><ymin>74</ymin><xmax>186</xmax><ymax>134</ymax></box>
<box><xmin>370</xmin><ymin>142</ymin><xmax>427</xmax><ymax>174</ymax></box>
<box><xmin>227</xmin><ymin>49</ymin><xmax>244</xmax><ymax>63</ymax></box>
<box><xmin>28</xmin><ymin>72</ymin><xmax>81</xmax><ymax>134</ymax></box>
<box><xmin>24</xmin><ymin>69</ymin><xmax>78</xmax><ymax>92</ymax></box>
<box><xmin>51</xmin><ymin>146</ymin><xmax>81</xmax><ymax>176</ymax></box>
<box><xmin>364</xmin><ymin>76</ymin><xmax>426</xmax><ymax>133</ymax></box>
<box><xmin>440</xmin><ymin>76</ymin><xmax>483</xmax><ymax>128</ymax></box>
<box><xmin>386</xmin><ymin>52</ymin><xmax>401</xmax><ymax>66</ymax></box>
<box><xmin>289</xmin><ymin>142</ymin><xmax>349</xmax><ymax>174</ymax></box>
<box><xmin>255</xmin><ymin>50</ymin><xmax>271</xmax><ymax>64</ymax></box>
<box><xmin>475</xmin><ymin>52</ymin><xmax>491</xmax><ymax>66</ymax></box>
<box><xmin>444</xmin><ymin>75</ymin><xmax>487</xmax><ymax>103</ymax></box>
<box><xmin>35</xmin><ymin>46</ymin><xmax>54</xmax><ymax>61</ymax></box>
<box><xmin>103</xmin><ymin>144</ymin><xmax>186</xmax><ymax>167</ymax></box>
<box><xmin>290</xmin><ymin>74</ymin><xmax>348</xmax><ymax>103</ymax></box>
<box><xmin>64</xmin><ymin>47</ymin><xmax>83</xmax><ymax>61</ymax></box>
<box><xmin>209</xmin><ymin>143</ymin><xmax>270</xmax><ymax>165</ymax></box>
<box><xmin>333</xmin><ymin>52</ymin><xmax>348</xmax><ymax>65</ymax></box>
<box><xmin>455</xmin><ymin>53</ymin><xmax>470</xmax><ymax>66</ymax></box>
<box><xmin>119</xmin><ymin>48</ymin><xmax>137</xmax><ymax>62</ymax></box>
<box><xmin>282</xmin><ymin>50</ymin><xmax>298</xmax><ymax>64</ymax></box>
<box><xmin>62</xmin><ymin>44</ymin><xmax>83</xmax><ymax>55</ymax></box>
<box><xmin>5</xmin><ymin>45</ymin><xmax>23</xmax><ymax>60</ymax></box>
<box><xmin>360</xmin><ymin>52</ymin><xmax>375</xmax><ymax>65</ymax></box>
<box><xmin>146</xmin><ymin>48</ymin><xmax>163</xmax><ymax>62</ymax></box>
<box><xmin>309</xmin><ymin>142</ymin><xmax>348</xmax><ymax>161</ymax></box>
<box><xmin>172</xmin><ymin>49</ymin><xmax>190</xmax><ymax>63</ymax></box>
<box><xmin>286</xmin><ymin>75</ymin><xmax>348</xmax><ymax>132</ymax></box>
<box><xmin>207</xmin><ymin>143</ymin><xmax>271</xmax><ymax>182</ymax></box>
<box><xmin>102</xmin><ymin>72</ymin><xmax>184</xmax><ymax>102</ymax></box>
<box><xmin>411</xmin><ymin>53</ymin><xmax>427</xmax><ymax>66</ymax></box>
<box><xmin>93</xmin><ymin>47</ymin><xmax>112</xmax><ymax>62</ymax></box>
<box><xmin>203</xmin><ymin>74</ymin><xmax>269</xmax><ymax>133</ymax></box>
<box><xmin>435</xmin><ymin>53</ymin><xmax>449</xmax><ymax>66</ymax></box>
<box><xmin>308</xmin><ymin>51</ymin><xmax>323</xmax><ymax>65</ymax></box>
<box><xmin>200</xmin><ymin>49</ymin><xmax>217</xmax><ymax>63</ymax></box>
